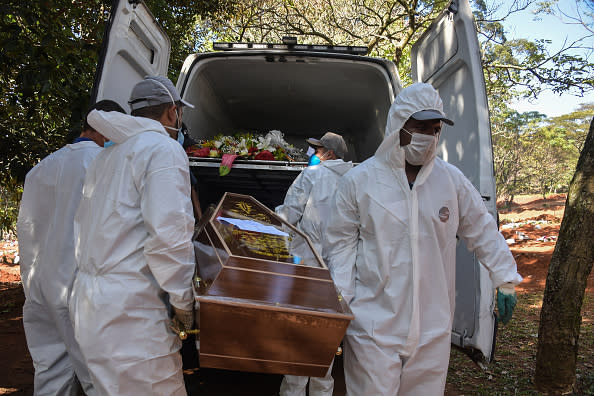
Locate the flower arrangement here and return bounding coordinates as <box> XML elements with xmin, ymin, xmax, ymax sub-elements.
<box><xmin>185</xmin><ymin>130</ymin><xmax>307</xmax><ymax>176</ymax></box>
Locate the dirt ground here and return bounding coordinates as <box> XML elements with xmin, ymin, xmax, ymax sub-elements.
<box><xmin>1</xmin><ymin>194</ymin><xmax>592</xmax><ymax>395</ymax></box>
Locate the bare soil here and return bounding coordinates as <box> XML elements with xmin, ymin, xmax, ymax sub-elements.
<box><xmin>1</xmin><ymin>194</ymin><xmax>592</xmax><ymax>395</ymax></box>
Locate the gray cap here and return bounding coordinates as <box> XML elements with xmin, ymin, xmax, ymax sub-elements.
<box><xmin>411</xmin><ymin>109</ymin><xmax>454</xmax><ymax>126</ymax></box>
<box><xmin>128</xmin><ymin>76</ymin><xmax>194</xmax><ymax>111</ymax></box>
<box><xmin>306</xmin><ymin>132</ymin><xmax>348</xmax><ymax>159</ymax></box>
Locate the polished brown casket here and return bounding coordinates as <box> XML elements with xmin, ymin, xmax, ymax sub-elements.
<box><xmin>192</xmin><ymin>192</ymin><xmax>353</xmax><ymax>377</ymax></box>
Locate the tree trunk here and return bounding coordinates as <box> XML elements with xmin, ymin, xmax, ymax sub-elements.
<box><xmin>534</xmin><ymin>118</ymin><xmax>594</xmax><ymax>394</ymax></box>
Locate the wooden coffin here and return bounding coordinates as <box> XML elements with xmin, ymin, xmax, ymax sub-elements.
<box><xmin>192</xmin><ymin>192</ymin><xmax>353</xmax><ymax>377</ymax></box>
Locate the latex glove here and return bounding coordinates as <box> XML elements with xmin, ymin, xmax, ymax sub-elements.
<box><xmin>497</xmin><ymin>283</ymin><xmax>517</xmax><ymax>325</ymax></box>
<box><xmin>172</xmin><ymin>306</ymin><xmax>194</xmax><ymax>332</ymax></box>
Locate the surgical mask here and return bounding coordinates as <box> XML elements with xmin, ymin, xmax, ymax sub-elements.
<box><xmin>308</xmin><ymin>155</ymin><xmax>321</xmax><ymax>166</ymax></box>
<box><xmin>401</xmin><ymin>127</ymin><xmax>438</xmax><ymax>166</ymax></box>
<box><xmin>177</xmin><ymin>129</ymin><xmax>184</xmax><ymax>146</ymax></box>
<box><xmin>308</xmin><ymin>150</ymin><xmax>329</xmax><ymax>166</ymax></box>
<box><xmin>104</xmin><ymin>141</ymin><xmax>115</xmax><ymax>148</ymax></box>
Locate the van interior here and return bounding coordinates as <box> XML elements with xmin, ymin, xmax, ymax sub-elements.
<box><xmin>179</xmin><ymin>53</ymin><xmax>396</xmax><ymax>209</ymax></box>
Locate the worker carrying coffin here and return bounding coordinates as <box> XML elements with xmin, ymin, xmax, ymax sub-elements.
<box><xmin>325</xmin><ymin>82</ymin><xmax>523</xmax><ymax>396</ymax></box>
<box><xmin>69</xmin><ymin>76</ymin><xmax>196</xmax><ymax>396</ymax></box>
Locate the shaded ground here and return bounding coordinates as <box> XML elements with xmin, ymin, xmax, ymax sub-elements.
<box><xmin>1</xmin><ymin>194</ymin><xmax>593</xmax><ymax>395</ymax></box>
<box><xmin>444</xmin><ymin>194</ymin><xmax>594</xmax><ymax>395</ymax></box>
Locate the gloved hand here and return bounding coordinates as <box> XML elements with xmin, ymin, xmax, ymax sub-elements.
<box><xmin>172</xmin><ymin>306</ymin><xmax>194</xmax><ymax>332</ymax></box>
<box><xmin>497</xmin><ymin>283</ymin><xmax>517</xmax><ymax>325</ymax></box>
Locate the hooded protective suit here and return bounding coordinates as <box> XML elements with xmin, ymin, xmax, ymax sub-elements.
<box><xmin>69</xmin><ymin>110</ymin><xmax>195</xmax><ymax>396</ymax></box>
<box><xmin>325</xmin><ymin>83</ymin><xmax>523</xmax><ymax>395</ymax></box>
<box><xmin>275</xmin><ymin>159</ymin><xmax>353</xmax><ymax>396</ymax></box>
<box><xmin>276</xmin><ymin>159</ymin><xmax>354</xmax><ymax>258</ymax></box>
<box><xmin>17</xmin><ymin>141</ymin><xmax>100</xmax><ymax>395</ymax></box>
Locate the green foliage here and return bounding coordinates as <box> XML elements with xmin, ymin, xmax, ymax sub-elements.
<box><xmin>201</xmin><ymin>0</ymin><xmax>448</xmax><ymax>66</ymax></box>
<box><xmin>0</xmin><ymin>178</ymin><xmax>21</xmax><ymax>237</ymax></box>
<box><xmin>0</xmin><ymin>0</ymin><xmax>592</xmax><ymax>231</ymax></box>
<box><xmin>473</xmin><ymin>0</ymin><xmax>594</xmax><ymax>101</ymax></box>
<box><xmin>0</xmin><ymin>0</ymin><xmax>111</xmax><ymax>186</ymax></box>
<box><xmin>492</xmin><ymin>104</ymin><xmax>591</xmax><ymax>201</ymax></box>
<box><xmin>0</xmin><ymin>0</ymin><xmax>229</xmax><ymax>233</ymax></box>
<box><xmin>143</xmin><ymin>0</ymin><xmax>235</xmax><ymax>79</ymax></box>
<box><xmin>492</xmin><ymin>107</ymin><xmax>547</xmax><ymax>202</ymax></box>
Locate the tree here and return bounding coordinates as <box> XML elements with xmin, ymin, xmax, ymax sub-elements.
<box><xmin>0</xmin><ymin>0</ymin><xmax>111</xmax><ymax>186</ymax></box>
<box><xmin>205</xmin><ymin>0</ymin><xmax>448</xmax><ymax>79</ymax></box>
<box><xmin>142</xmin><ymin>0</ymin><xmax>236</xmax><ymax>77</ymax></box>
<box><xmin>0</xmin><ymin>0</ymin><xmax>230</xmax><ymax>233</ymax></box>
<box><xmin>521</xmin><ymin>103</ymin><xmax>594</xmax><ymax>198</ymax></box>
<box><xmin>201</xmin><ymin>0</ymin><xmax>593</xmax><ymax>111</ymax></box>
<box><xmin>524</xmin><ymin>124</ymin><xmax>577</xmax><ymax>198</ymax></box>
<box><xmin>545</xmin><ymin>103</ymin><xmax>594</xmax><ymax>153</ymax></box>
<box><xmin>473</xmin><ymin>0</ymin><xmax>594</xmax><ymax>102</ymax></box>
<box><xmin>534</xmin><ymin>117</ymin><xmax>594</xmax><ymax>393</ymax></box>
<box><xmin>491</xmin><ymin>109</ymin><xmax>546</xmax><ymax>203</ymax></box>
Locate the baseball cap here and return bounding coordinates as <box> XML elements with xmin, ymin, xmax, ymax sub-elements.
<box><xmin>306</xmin><ymin>132</ymin><xmax>348</xmax><ymax>159</ymax></box>
<box><xmin>411</xmin><ymin>109</ymin><xmax>454</xmax><ymax>126</ymax></box>
<box><xmin>128</xmin><ymin>76</ymin><xmax>195</xmax><ymax>111</ymax></box>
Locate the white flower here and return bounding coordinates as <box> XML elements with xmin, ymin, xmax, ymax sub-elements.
<box><xmin>214</xmin><ymin>140</ymin><xmax>223</xmax><ymax>149</ymax></box>
<box><xmin>266</xmin><ymin>130</ymin><xmax>284</xmax><ymax>147</ymax></box>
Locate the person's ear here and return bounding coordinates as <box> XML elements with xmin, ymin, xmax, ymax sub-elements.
<box><xmin>168</xmin><ymin>105</ymin><xmax>178</xmax><ymax>124</ymax></box>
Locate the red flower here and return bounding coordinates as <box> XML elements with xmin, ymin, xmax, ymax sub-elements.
<box><xmin>196</xmin><ymin>147</ymin><xmax>211</xmax><ymax>157</ymax></box>
<box><xmin>186</xmin><ymin>146</ymin><xmax>211</xmax><ymax>157</ymax></box>
<box><xmin>248</xmin><ymin>146</ymin><xmax>258</xmax><ymax>154</ymax></box>
<box><xmin>254</xmin><ymin>150</ymin><xmax>275</xmax><ymax>160</ymax></box>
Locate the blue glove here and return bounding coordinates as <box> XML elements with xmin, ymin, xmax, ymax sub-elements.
<box><xmin>497</xmin><ymin>284</ymin><xmax>517</xmax><ymax>325</ymax></box>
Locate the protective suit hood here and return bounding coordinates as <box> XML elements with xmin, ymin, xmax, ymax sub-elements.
<box><xmin>375</xmin><ymin>82</ymin><xmax>446</xmax><ymax>167</ymax></box>
<box><xmin>87</xmin><ymin>109</ymin><xmax>168</xmax><ymax>144</ymax></box>
<box><xmin>321</xmin><ymin>159</ymin><xmax>353</xmax><ymax>176</ymax></box>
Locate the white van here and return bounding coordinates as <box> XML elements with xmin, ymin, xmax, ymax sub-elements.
<box><xmin>92</xmin><ymin>0</ymin><xmax>500</xmax><ymax>363</ymax></box>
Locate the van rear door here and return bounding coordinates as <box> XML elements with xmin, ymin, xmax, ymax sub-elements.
<box><xmin>411</xmin><ymin>0</ymin><xmax>499</xmax><ymax>362</ymax></box>
<box><xmin>90</xmin><ymin>0</ymin><xmax>171</xmax><ymax>111</ymax></box>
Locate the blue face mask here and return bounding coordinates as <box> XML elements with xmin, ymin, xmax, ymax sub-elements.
<box><xmin>177</xmin><ymin>129</ymin><xmax>184</xmax><ymax>146</ymax></box>
<box><xmin>104</xmin><ymin>141</ymin><xmax>115</xmax><ymax>148</ymax></box>
<box><xmin>308</xmin><ymin>155</ymin><xmax>321</xmax><ymax>166</ymax></box>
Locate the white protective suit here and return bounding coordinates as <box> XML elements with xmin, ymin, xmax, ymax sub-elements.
<box><xmin>69</xmin><ymin>110</ymin><xmax>196</xmax><ymax>396</ymax></box>
<box><xmin>325</xmin><ymin>83</ymin><xmax>523</xmax><ymax>395</ymax></box>
<box><xmin>275</xmin><ymin>159</ymin><xmax>353</xmax><ymax>396</ymax></box>
<box><xmin>17</xmin><ymin>140</ymin><xmax>100</xmax><ymax>395</ymax></box>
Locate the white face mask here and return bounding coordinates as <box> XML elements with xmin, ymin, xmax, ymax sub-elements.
<box><xmin>401</xmin><ymin>127</ymin><xmax>438</xmax><ymax>166</ymax></box>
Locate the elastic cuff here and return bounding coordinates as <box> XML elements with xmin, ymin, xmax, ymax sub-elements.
<box><xmin>498</xmin><ymin>283</ymin><xmax>516</xmax><ymax>294</ymax></box>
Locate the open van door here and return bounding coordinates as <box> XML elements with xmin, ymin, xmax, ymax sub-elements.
<box><xmin>411</xmin><ymin>0</ymin><xmax>498</xmax><ymax>362</ymax></box>
<box><xmin>90</xmin><ymin>0</ymin><xmax>170</xmax><ymax>112</ymax></box>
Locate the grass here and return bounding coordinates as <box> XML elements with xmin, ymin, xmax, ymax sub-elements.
<box><xmin>445</xmin><ymin>292</ymin><xmax>594</xmax><ymax>395</ymax></box>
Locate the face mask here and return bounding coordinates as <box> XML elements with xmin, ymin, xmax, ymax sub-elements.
<box><xmin>177</xmin><ymin>129</ymin><xmax>185</xmax><ymax>146</ymax></box>
<box><xmin>104</xmin><ymin>141</ymin><xmax>115</xmax><ymax>148</ymax></box>
<box><xmin>401</xmin><ymin>128</ymin><xmax>438</xmax><ymax>166</ymax></box>
<box><xmin>163</xmin><ymin>112</ymin><xmax>182</xmax><ymax>139</ymax></box>
<box><xmin>308</xmin><ymin>155</ymin><xmax>321</xmax><ymax>166</ymax></box>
